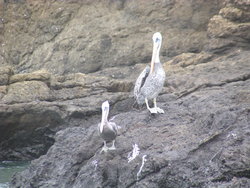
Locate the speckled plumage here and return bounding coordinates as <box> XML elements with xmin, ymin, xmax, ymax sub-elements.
<box><xmin>134</xmin><ymin>62</ymin><xmax>165</xmax><ymax>105</ymax></box>
<box><xmin>98</xmin><ymin>121</ymin><xmax>117</xmax><ymax>142</ymax></box>
<box><xmin>134</xmin><ymin>32</ymin><xmax>166</xmax><ymax>108</ymax></box>
<box><xmin>98</xmin><ymin>101</ymin><xmax>118</xmax><ymax>152</ymax></box>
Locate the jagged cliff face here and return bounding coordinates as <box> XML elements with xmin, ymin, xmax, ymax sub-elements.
<box><xmin>1</xmin><ymin>0</ymin><xmax>222</xmax><ymax>74</ymax></box>
<box><xmin>0</xmin><ymin>0</ymin><xmax>250</xmax><ymax>187</ymax></box>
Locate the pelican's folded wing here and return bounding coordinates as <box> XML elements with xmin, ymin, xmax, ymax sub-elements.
<box><xmin>110</xmin><ymin>122</ymin><xmax>118</xmax><ymax>135</ymax></box>
<box><xmin>97</xmin><ymin>123</ymin><xmax>101</xmax><ymax>134</ymax></box>
<box><xmin>134</xmin><ymin>65</ymin><xmax>150</xmax><ymax>99</ymax></box>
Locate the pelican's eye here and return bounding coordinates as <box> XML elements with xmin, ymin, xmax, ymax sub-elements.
<box><xmin>155</xmin><ymin>38</ymin><xmax>160</xmax><ymax>43</ymax></box>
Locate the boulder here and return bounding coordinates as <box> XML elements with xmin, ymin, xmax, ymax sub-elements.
<box><xmin>2</xmin><ymin>81</ymin><xmax>50</xmax><ymax>104</ymax></box>
<box><xmin>207</xmin><ymin>1</ymin><xmax>250</xmax><ymax>53</ymax></box>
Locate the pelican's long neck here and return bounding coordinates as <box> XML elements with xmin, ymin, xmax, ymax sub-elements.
<box><xmin>150</xmin><ymin>42</ymin><xmax>161</xmax><ymax>74</ymax></box>
<box><xmin>155</xmin><ymin>44</ymin><xmax>160</xmax><ymax>63</ymax></box>
<box><xmin>100</xmin><ymin>107</ymin><xmax>109</xmax><ymax>133</ymax></box>
<box><xmin>101</xmin><ymin>108</ymin><xmax>109</xmax><ymax>125</ymax></box>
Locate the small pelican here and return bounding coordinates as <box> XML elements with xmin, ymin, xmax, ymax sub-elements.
<box><xmin>134</xmin><ymin>32</ymin><xmax>166</xmax><ymax>114</ymax></box>
<box><xmin>98</xmin><ymin>101</ymin><xmax>118</xmax><ymax>153</ymax></box>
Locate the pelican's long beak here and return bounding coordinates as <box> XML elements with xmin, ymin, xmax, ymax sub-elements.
<box><xmin>100</xmin><ymin>101</ymin><xmax>109</xmax><ymax>132</ymax></box>
<box><xmin>150</xmin><ymin>32</ymin><xmax>162</xmax><ymax>74</ymax></box>
<box><xmin>100</xmin><ymin>109</ymin><xmax>108</xmax><ymax>133</ymax></box>
<box><xmin>150</xmin><ymin>44</ymin><xmax>157</xmax><ymax>74</ymax></box>
<box><xmin>100</xmin><ymin>122</ymin><xmax>104</xmax><ymax>133</ymax></box>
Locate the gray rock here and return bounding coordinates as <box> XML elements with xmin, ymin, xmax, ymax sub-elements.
<box><xmin>0</xmin><ymin>0</ymin><xmax>249</xmax><ymax>187</ymax></box>
<box><xmin>0</xmin><ymin>70</ymin><xmax>131</xmax><ymax>160</ymax></box>
<box><xmin>10</xmin><ymin>51</ymin><xmax>250</xmax><ymax>187</ymax></box>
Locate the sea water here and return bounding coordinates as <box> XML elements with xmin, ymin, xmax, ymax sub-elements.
<box><xmin>0</xmin><ymin>161</ymin><xmax>29</xmax><ymax>188</ymax></box>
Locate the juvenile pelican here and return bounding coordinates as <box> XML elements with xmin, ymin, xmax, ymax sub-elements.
<box><xmin>134</xmin><ymin>32</ymin><xmax>166</xmax><ymax>114</ymax></box>
<box><xmin>98</xmin><ymin>101</ymin><xmax>118</xmax><ymax>153</ymax></box>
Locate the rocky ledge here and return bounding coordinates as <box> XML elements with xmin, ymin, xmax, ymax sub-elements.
<box><xmin>0</xmin><ymin>67</ymin><xmax>134</xmax><ymax>160</ymax></box>
<box><xmin>10</xmin><ymin>50</ymin><xmax>250</xmax><ymax>187</ymax></box>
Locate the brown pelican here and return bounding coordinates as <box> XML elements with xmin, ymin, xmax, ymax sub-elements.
<box><xmin>98</xmin><ymin>101</ymin><xmax>118</xmax><ymax>152</ymax></box>
<box><xmin>134</xmin><ymin>32</ymin><xmax>165</xmax><ymax>114</ymax></box>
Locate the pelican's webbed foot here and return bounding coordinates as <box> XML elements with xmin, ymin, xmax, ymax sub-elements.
<box><xmin>148</xmin><ymin>108</ymin><xmax>158</xmax><ymax>114</ymax></box>
<box><xmin>100</xmin><ymin>141</ymin><xmax>109</xmax><ymax>153</ymax></box>
<box><xmin>153</xmin><ymin>98</ymin><xmax>164</xmax><ymax>114</ymax></box>
<box><xmin>109</xmin><ymin>140</ymin><xmax>116</xmax><ymax>150</ymax></box>
<box><xmin>109</xmin><ymin>146</ymin><xmax>116</xmax><ymax>150</ymax></box>
<box><xmin>145</xmin><ymin>98</ymin><xmax>157</xmax><ymax>114</ymax></box>
<box><xmin>100</xmin><ymin>146</ymin><xmax>109</xmax><ymax>153</ymax></box>
<box><xmin>155</xmin><ymin>107</ymin><xmax>164</xmax><ymax>114</ymax></box>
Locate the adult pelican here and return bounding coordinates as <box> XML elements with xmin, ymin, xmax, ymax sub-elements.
<box><xmin>98</xmin><ymin>101</ymin><xmax>118</xmax><ymax>152</ymax></box>
<box><xmin>134</xmin><ymin>32</ymin><xmax>166</xmax><ymax>114</ymax></box>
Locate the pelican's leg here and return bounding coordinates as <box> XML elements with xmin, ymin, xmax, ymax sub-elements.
<box><xmin>100</xmin><ymin>141</ymin><xmax>109</xmax><ymax>153</ymax></box>
<box><xmin>153</xmin><ymin>98</ymin><xmax>164</xmax><ymax>114</ymax></box>
<box><xmin>109</xmin><ymin>140</ymin><xmax>116</xmax><ymax>150</ymax></box>
<box><xmin>145</xmin><ymin>98</ymin><xmax>157</xmax><ymax>114</ymax></box>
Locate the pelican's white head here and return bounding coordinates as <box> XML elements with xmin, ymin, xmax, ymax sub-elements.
<box><xmin>150</xmin><ymin>32</ymin><xmax>162</xmax><ymax>73</ymax></box>
<box><xmin>152</xmin><ymin>32</ymin><xmax>162</xmax><ymax>49</ymax></box>
<box><xmin>100</xmin><ymin>101</ymin><xmax>110</xmax><ymax>133</ymax></box>
<box><xmin>102</xmin><ymin>100</ymin><xmax>110</xmax><ymax>112</ymax></box>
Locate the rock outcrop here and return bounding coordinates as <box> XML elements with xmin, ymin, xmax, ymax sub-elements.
<box><xmin>0</xmin><ymin>0</ymin><xmax>249</xmax><ymax>187</ymax></box>
<box><xmin>11</xmin><ymin>50</ymin><xmax>250</xmax><ymax>187</ymax></box>
<box><xmin>207</xmin><ymin>0</ymin><xmax>250</xmax><ymax>52</ymax></box>
<box><xmin>0</xmin><ymin>0</ymin><xmax>224</xmax><ymax>161</ymax></box>
<box><xmin>0</xmin><ymin>67</ymin><xmax>134</xmax><ymax>160</ymax></box>
<box><xmin>1</xmin><ymin>0</ymin><xmax>222</xmax><ymax>74</ymax></box>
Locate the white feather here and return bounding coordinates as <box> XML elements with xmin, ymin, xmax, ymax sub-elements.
<box><xmin>136</xmin><ymin>155</ymin><xmax>147</xmax><ymax>180</ymax></box>
<box><xmin>127</xmin><ymin>144</ymin><xmax>140</xmax><ymax>163</ymax></box>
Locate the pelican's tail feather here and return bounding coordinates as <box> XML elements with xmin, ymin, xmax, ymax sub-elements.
<box><xmin>134</xmin><ymin>66</ymin><xmax>150</xmax><ymax>105</ymax></box>
<box><xmin>135</xmin><ymin>93</ymin><xmax>145</xmax><ymax>105</ymax></box>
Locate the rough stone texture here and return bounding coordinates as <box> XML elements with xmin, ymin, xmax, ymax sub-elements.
<box><xmin>0</xmin><ymin>71</ymin><xmax>132</xmax><ymax>160</ymax></box>
<box><xmin>9</xmin><ymin>69</ymin><xmax>51</xmax><ymax>84</ymax></box>
<box><xmin>164</xmin><ymin>50</ymin><xmax>250</xmax><ymax>98</ymax></box>
<box><xmin>2</xmin><ymin>81</ymin><xmax>50</xmax><ymax>103</ymax></box>
<box><xmin>207</xmin><ymin>0</ymin><xmax>250</xmax><ymax>53</ymax></box>
<box><xmin>0</xmin><ymin>0</ymin><xmax>222</xmax><ymax>74</ymax></box>
<box><xmin>0</xmin><ymin>0</ymin><xmax>249</xmax><ymax>187</ymax></box>
<box><xmin>0</xmin><ymin>102</ymin><xmax>63</xmax><ymax>160</ymax></box>
<box><xmin>11</xmin><ymin>50</ymin><xmax>250</xmax><ymax>187</ymax></box>
<box><xmin>0</xmin><ymin>66</ymin><xmax>13</xmax><ymax>85</ymax></box>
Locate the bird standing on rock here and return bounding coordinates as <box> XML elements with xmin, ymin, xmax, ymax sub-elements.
<box><xmin>134</xmin><ymin>32</ymin><xmax>166</xmax><ymax>114</ymax></box>
<box><xmin>98</xmin><ymin>101</ymin><xmax>118</xmax><ymax>153</ymax></box>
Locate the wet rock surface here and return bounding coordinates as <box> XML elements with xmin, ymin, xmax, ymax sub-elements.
<box><xmin>0</xmin><ymin>0</ymin><xmax>249</xmax><ymax>187</ymax></box>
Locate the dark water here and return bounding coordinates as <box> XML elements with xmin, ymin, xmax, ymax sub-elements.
<box><xmin>0</xmin><ymin>161</ymin><xmax>29</xmax><ymax>188</ymax></box>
